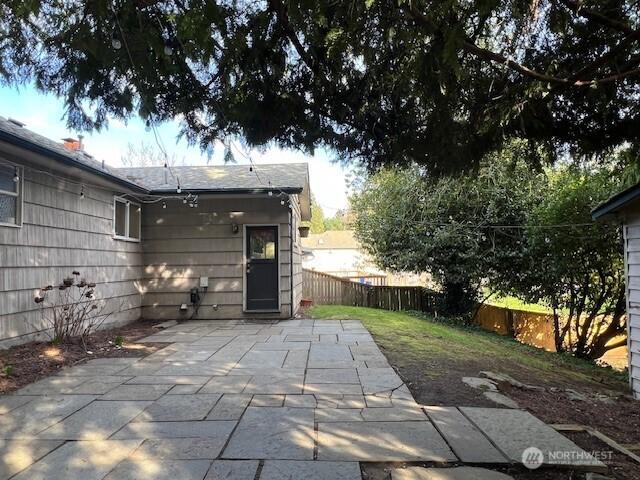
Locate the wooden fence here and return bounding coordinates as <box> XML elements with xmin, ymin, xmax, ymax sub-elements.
<box><xmin>302</xmin><ymin>269</ymin><xmax>440</xmax><ymax>312</ymax></box>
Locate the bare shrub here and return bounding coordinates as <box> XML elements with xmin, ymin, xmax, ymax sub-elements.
<box><xmin>34</xmin><ymin>271</ymin><xmax>114</xmax><ymax>348</ymax></box>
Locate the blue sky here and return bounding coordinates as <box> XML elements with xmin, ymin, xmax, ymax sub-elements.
<box><xmin>0</xmin><ymin>84</ymin><xmax>350</xmax><ymax>214</ymax></box>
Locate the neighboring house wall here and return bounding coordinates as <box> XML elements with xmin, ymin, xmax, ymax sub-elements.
<box><xmin>624</xmin><ymin>210</ymin><xmax>640</xmax><ymax>397</ymax></box>
<box><xmin>141</xmin><ymin>196</ymin><xmax>295</xmax><ymax>320</ymax></box>
<box><xmin>0</xmin><ymin>161</ymin><xmax>143</xmax><ymax>347</ymax></box>
<box><xmin>303</xmin><ymin>248</ymin><xmax>371</xmax><ymax>276</ymax></box>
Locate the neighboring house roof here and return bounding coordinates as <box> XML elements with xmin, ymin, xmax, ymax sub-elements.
<box><xmin>592</xmin><ymin>181</ymin><xmax>640</xmax><ymax>220</ymax></box>
<box><xmin>302</xmin><ymin>230</ymin><xmax>360</xmax><ymax>250</ymax></box>
<box><xmin>0</xmin><ymin>116</ymin><xmax>312</xmax><ymax>217</ymax></box>
<box><xmin>117</xmin><ymin>164</ymin><xmax>308</xmax><ymax>194</ymax></box>
<box><xmin>0</xmin><ymin>116</ymin><xmax>147</xmax><ymax>193</ymax></box>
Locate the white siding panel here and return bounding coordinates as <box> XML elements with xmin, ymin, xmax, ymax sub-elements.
<box><xmin>0</xmin><ymin>166</ymin><xmax>143</xmax><ymax>346</ymax></box>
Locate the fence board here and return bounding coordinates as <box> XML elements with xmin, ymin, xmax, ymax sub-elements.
<box><xmin>303</xmin><ymin>269</ymin><xmax>440</xmax><ymax>313</ymax></box>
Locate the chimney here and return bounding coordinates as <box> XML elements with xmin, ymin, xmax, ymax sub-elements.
<box><xmin>62</xmin><ymin>137</ymin><xmax>83</xmax><ymax>151</ymax></box>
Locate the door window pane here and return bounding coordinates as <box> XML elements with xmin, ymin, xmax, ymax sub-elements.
<box><xmin>129</xmin><ymin>204</ymin><xmax>141</xmax><ymax>239</ymax></box>
<box><xmin>250</xmin><ymin>229</ymin><xmax>276</xmax><ymax>260</ymax></box>
<box><xmin>0</xmin><ymin>194</ymin><xmax>16</xmax><ymax>224</ymax></box>
<box><xmin>115</xmin><ymin>200</ymin><xmax>127</xmax><ymax>237</ymax></box>
<box><xmin>0</xmin><ymin>164</ymin><xmax>17</xmax><ymax>193</ymax></box>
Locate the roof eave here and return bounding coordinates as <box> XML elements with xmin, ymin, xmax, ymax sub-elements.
<box><xmin>592</xmin><ymin>183</ymin><xmax>640</xmax><ymax>221</ymax></box>
<box><xmin>149</xmin><ymin>186</ymin><xmax>304</xmax><ymax>195</ymax></box>
<box><xmin>0</xmin><ymin>130</ymin><xmax>149</xmax><ymax>194</ymax></box>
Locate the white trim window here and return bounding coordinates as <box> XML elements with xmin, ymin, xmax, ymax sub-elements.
<box><xmin>0</xmin><ymin>163</ymin><xmax>22</xmax><ymax>227</ymax></box>
<box><xmin>113</xmin><ymin>197</ymin><xmax>141</xmax><ymax>241</ymax></box>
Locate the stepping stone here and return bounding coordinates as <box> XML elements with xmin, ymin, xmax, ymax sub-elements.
<box><xmin>317</xmin><ymin>421</ymin><xmax>457</xmax><ymax>461</ymax></box>
<box><xmin>0</xmin><ymin>395</ymin><xmax>95</xmax><ymax>437</ymax></box>
<box><xmin>308</xmin><ymin>345</ymin><xmax>353</xmax><ymax>367</ymax></box>
<box><xmin>168</xmin><ymin>385</ymin><xmax>202</xmax><ymax>395</ymax></box>
<box><xmin>68</xmin><ymin>376</ymin><xmax>131</xmax><ymax>394</ymax></box>
<box><xmin>260</xmin><ymin>460</ymin><xmax>362</xmax><ymax>480</ymax></box>
<box><xmin>358</xmin><ymin>372</ymin><xmax>404</xmax><ymax>395</ymax></box>
<box><xmin>252</xmin><ymin>342</ymin><xmax>311</xmax><ymax>351</ymax></box>
<box><xmin>15</xmin><ymin>376</ymin><xmax>89</xmax><ymax>395</ymax></box>
<box><xmin>0</xmin><ymin>396</ymin><xmax>33</xmax><ymax>415</ymax></box>
<box><xmin>0</xmin><ymin>439</ymin><xmax>63</xmax><ymax>480</ymax></box>
<box><xmin>236</xmin><ymin>351</ymin><xmax>287</xmax><ymax>368</ymax></box>
<box><xmin>135</xmin><ymin>394</ymin><xmax>221</xmax><ymax>422</ymax></box>
<box><xmin>102</xmin><ymin>384</ymin><xmax>173</xmax><ymax>400</ymax></box>
<box><xmin>113</xmin><ymin>421</ymin><xmax>237</xmax><ymax>440</ymax></box>
<box><xmin>315</xmin><ymin>409</ymin><xmax>364</xmax><ymax>422</ymax></box>
<box><xmin>244</xmin><ymin>373</ymin><xmax>304</xmax><ymax>394</ymax></box>
<box><xmin>126</xmin><ymin>376</ymin><xmax>211</xmax><ymax>385</ymax></box>
<box><xmin>11</xmin><ymin>439</ymin><xmax>143</xmax><ymax>480</ymax></box>
<box><xmin>132</xmin><ymin>437</ymin><xmax>230</xmax><ymax>459</ymax></box>
<box><xmin>284</xmin><ymin>395</ymin><xmax>317</xmax><ymax>408</ymax></box>
<box><xmin>424</xmin><ymin>407</ymin><xmax>508</xmax><ymax>463</ymax></box>
<box><xmin>207</xmin><ymin>394</ymin><xmax>252</xmax><ymax>420</ymax></box>
<box><xmin>360</xmin><ymin>406</ymin><xmax>426</xmax><ymax>422</ymax></box>
<box><xmin>223</xmin><ymin>407</ymin><xmax>314</xmax><ymax>460</ymax></box>
<box><xmin>304</xmin><ymin>384</ymin><xmax>363</xmax><ymax>395</ymax></box>
<box><xmin>482</xmin><ymin>392</ymin><xmax>519</xmax><ymax>408</ymax></box>
<box><xmin>154</xmin><ymin>363</ymin><xmax>229</xmax><ymax>376</ymax></box>
<box><xmin>38</xmin><ymin>400</ymin><xmax>151</xmax><ymax>440</ymax></box>
<box><xmin>364</xmin><ymin>396</ymin><xmax>393</xmax><ymax>408</ymax></box>
<box><xmin>460</xmin><ymin>408</ymin><xmax>605</xmax><ymax>468</ymax></box>
<box><xmin>392</xmin><ymin>466</ymin><xmax>514</xmax><ymax>479</ymax></box>
<box><xmin>251</xmin><ymin>395</ymin><xmax>285</xmax><ymax>407</ymax></box>
<box><xmin>200</xmin><ymin>376</ymin><xmax>251</xmax><ymax>394</ymax></box>
<box><xmin>204</xmin><ymin>460</ymin><xmax>259</xmax><ymax>479</ymax></box>
<box><xmin>104</xmin><ymin>459</ymin><xmax>212</xmax><ymax>480</ymax></box>
<box><xmin>305</xmin><ymin>369</ymin><xmax>359</xmax><ymax>384</ymax></box>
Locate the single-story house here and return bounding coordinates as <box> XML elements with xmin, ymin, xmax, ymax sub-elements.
<box><xmin>593</xmin><ymin>184</ymin><xmax>640</xmax><ymax>399</ymax></box>
<box><xmin>0</xmin><ymin>116</ymin><xmax>310</xmax><ymax>347</ymax></box>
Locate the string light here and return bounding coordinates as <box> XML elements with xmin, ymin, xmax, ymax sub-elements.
<box><xmin>79</xmin><ymin>185</ymin><xmax>85</xmax><ymax>199</ymax></box>
<box><xmin>162</xmin><ymin>201</ymin><xmax>167</xmax><ymax>209</ymax></box>
<box><xmin>111</xmin><ymin>30</ymin><xmax>122</xmax><ymax>50</ymax></box>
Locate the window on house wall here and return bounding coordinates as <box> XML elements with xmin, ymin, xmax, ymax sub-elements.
<box><xmin>113</xmin><ymin>197</ymin><xmax>141</xmax><ymax>241</ymax></box>
<box><xmin>0</xmin><ymin>163</ymin><xmax>22</xmax><ymax>227</ymax></box>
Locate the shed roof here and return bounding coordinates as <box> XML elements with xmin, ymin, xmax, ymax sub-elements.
<box><xmin>117</xmin><ymin>163</ymin><xmax>308</xmax><ymax>193</ymax></box>
<box><xmin>592</xmin><ymin>181</ymin><xmax>640</xmax><ymax>220</ymax></box>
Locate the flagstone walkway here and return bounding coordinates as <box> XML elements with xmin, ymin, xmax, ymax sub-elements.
<box><xmin>0</xmin><ymin>318</ymin><xmax>604</xmax><ymax>479</ymax></box>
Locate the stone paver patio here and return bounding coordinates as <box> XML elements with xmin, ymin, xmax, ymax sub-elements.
<box><xmin>0</xmin><ymin>318</ymin><xmax>605</xmax><ymax>479</ymax></box>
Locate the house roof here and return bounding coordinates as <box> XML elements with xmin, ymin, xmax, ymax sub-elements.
<box><xmin>302</xmin><ymin>230</ymin><xmax>360</xmax><ymax>250</ymax></box>
<box><xmin>117</xmin><ymin>164</ymin><xmax>308</xmax><ymax>194</ymax></box>
<box><xmin>0</xmin><ymin>116</ymin><xmax>311</xmax><ymax>214</ymax></box>
<box><xmin>592</xmin><ymin>181</ymin><xmax>640</xmax><ymax>220</ymax></box>
<box><xmin>0</xmin><ymin>116</ymin><xmax>148</xmax><ymax>193</ymax></box>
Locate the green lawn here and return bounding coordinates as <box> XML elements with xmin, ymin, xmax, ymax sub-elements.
<box><xmin>309</xmin><ymin>305</ymin><xmax>627</xmax><ymax>390</ymax></box>
<box><xmin>483</xmin><ymin>292</ymin><xmax>553</xmax><ymax>314</ymax></box>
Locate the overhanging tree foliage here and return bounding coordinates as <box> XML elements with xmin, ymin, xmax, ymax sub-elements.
<box><xmin>351</xmin><ymin>144</ymin><xmax>542</xmax><ymax>314</ymax></box>
<box><xmin>1</xmin><ymin>1</ymin><xmax>639</xmax><ymax>173</ymax></box>
<box><xmin>352</xmin><ymin>156</ymin><xmax>626</xmax><ymax>360</ymax></box>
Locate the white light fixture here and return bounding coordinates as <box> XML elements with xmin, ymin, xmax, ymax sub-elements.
<box><xmin>12</xmin><ymin>167</ymin><xmax>19</xmax><ymax>183</ymax></box>
<box><xmin>80</xmin><ymin>185</ymin><xmax>85</xmax><ymax>199</ymax></box>
<box><xmin>162</xmin><ymin>201</ymin><xmax>167</xmax><ymax>209</ymax></box>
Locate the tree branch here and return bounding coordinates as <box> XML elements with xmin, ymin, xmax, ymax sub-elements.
<box><xmin>268</xmin><ymin>0</ymin><xmax>319</xmax><ymax>73</ymax></box>
<box><xmin>405</xmin><ymin>1</ymin><xmax>640</xmax><ymax>87</ymax></box>
<box><xmin>557</xmin><ymin>0</ymin><xmax>640</xmax><ymax>38</ymax></box>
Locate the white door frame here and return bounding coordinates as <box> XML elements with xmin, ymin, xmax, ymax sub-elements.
<box><xmin>243</xmin><ymin>224</ymin><xmax>281</xmax><ymax>313</ymax></box>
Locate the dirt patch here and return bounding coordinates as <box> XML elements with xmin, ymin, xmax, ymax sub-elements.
<box><xmin>361</xmin><ymin>462</ymin><xmax>578</xmax><ymax>479</ymax></box>
<box><xmin>0</xmin><ymin>320</ymin><xmax>168</xmax><ymax>394</ymax></box>
<box><xmin>563</xmin><ymin>431</ymin><xmax>640</xmax><ymax>480</ymax></box>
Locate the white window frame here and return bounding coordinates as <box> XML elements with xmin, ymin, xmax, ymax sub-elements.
<box><xmin>0</xmin><ymin>163</ymin><xmax>23</xmax><ymax>228</ymax></box>
<box><xmin>113</xmin><ymin>196</ymin><xmax>141</xmax><ymax>242</ymax></box>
